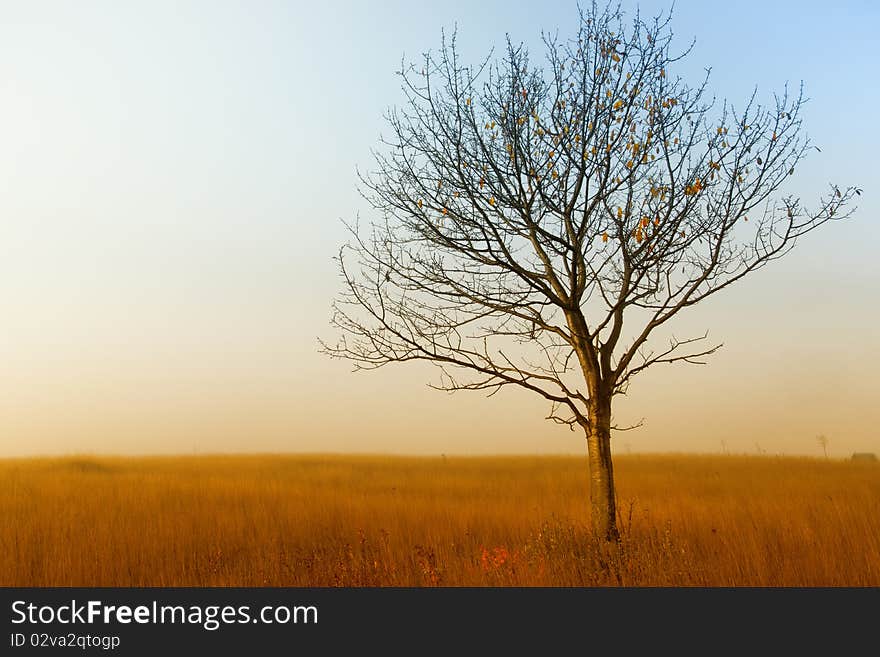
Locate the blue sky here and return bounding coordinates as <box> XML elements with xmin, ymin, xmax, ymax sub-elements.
<box><xmin>0</xmin><ymin>1</ymin><xmax>877</xmax><ymax>457</ymax></box>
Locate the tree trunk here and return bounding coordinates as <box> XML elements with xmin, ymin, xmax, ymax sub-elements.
<box><xmin>586</xmin><ymin>396</ymin><xmax>619</xmax><ymax>541</ymax></box>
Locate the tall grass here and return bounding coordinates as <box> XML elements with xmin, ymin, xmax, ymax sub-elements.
<box><xmin>1</xmin><ymin>454</ymin><xmax>877</xmax><ymax>586</ymax></box>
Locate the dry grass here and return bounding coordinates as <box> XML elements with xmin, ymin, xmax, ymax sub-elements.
<box><xmin>1</xmin><ymin>453</ymin><xmax>878</xmax><ymax>586</ymax></box>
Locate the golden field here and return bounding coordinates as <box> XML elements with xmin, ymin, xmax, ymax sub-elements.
<box><xmin>1</xmin><ymin>454</ymin><xmax>878</xmax><ymax>586</ymax></box>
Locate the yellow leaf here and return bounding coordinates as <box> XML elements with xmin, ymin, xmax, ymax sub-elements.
<box><xmin>602</xmin><ymin>232</ymin><xmax>609</xmax><ymax>243</ymax></box>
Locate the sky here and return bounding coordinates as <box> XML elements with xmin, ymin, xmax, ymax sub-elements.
<box><xmin>0</xmin><ymin>0</ymin><xmax>877</xmax><ymax>458</ymax></box>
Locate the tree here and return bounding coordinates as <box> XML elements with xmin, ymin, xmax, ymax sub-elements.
<box><xmin>322</xmin><ymin>2</ymin><xmax>858</xmax><ymax>540</ymax></box>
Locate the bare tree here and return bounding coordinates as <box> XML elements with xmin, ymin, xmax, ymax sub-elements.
<box><xmin>322</xmin><ymin>2</ymin><xmax>858</xmax><ymax>540</ymax></box>
<box><xmin>817</xmin><ymin>434</ymin><xmax>829</xmax><ymax>459</ymax></box>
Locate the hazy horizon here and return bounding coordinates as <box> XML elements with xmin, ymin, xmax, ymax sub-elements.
<box><xmin>1</xmin><ymin>0</ymin><xmax>878</xmax><ymax>459</ymax></box>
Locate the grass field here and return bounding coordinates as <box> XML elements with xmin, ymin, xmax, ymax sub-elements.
<box><xmin>1</xmin><ymin>453</ymin><xmax>878</xmax><ymax>586</ymax></box>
